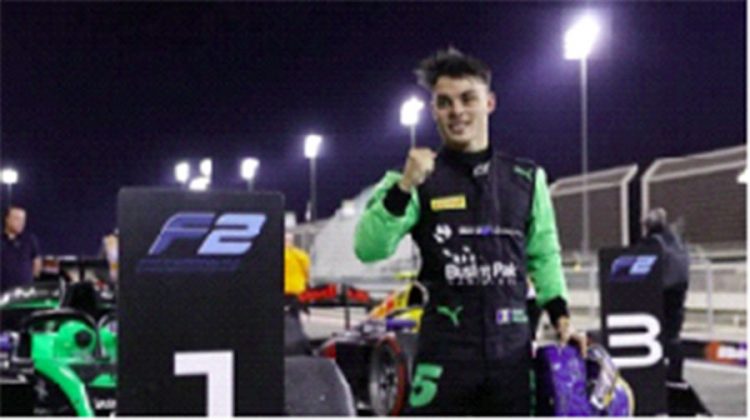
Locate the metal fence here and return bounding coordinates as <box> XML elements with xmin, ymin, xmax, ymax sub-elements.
<box><xmin>550</xmin><ymin>165</ymin><xmax>638</xmax><ymax>263</ymax></box>
<box><xmin>641</xmin><ymin>145</ymin><xmax>746</xmax><ymax>260</ymax></box>
<box><xmin>564</xmin><ymin>260</ymin><xmax>746</xmax><ymax>334</ymax></box>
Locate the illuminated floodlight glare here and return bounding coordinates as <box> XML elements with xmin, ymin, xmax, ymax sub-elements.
<box><xmin>174</xmin><ymin>162</ymin><xmax>190</xmax><ymax>184</ymax></box>
<box><xmin>241</xmin><ymin>158</ymin><xmax>260</xmax><ymax>181</ymax></box>
<box><xmin>1</xmin><ymin>168</ymin><xmax>18</xmax><ymax>185</ymax></box>
<box><xmin>199</xmin><ymin>158</ymin><xmax>213</xmax><ymax>177</ymax></box>
<box><xmin>188</xmin><ymin>177</ymin><xmax>210</xmax><ymax>191</ymax></box>
<box><xmin>284</xmin><ymin>212</ymin><xmax>298</xmax><ymax>229</ymax></box>
<box><xmin>304</xmin><ymin>135</ymin><xmax>323</xmax><ymax>159</ymax></box>
<box><xmin>564</xmin><ymin>15</ymin><xmax>600</xmax><ymax>60</ymax></box>
<box><xmin>400</xmin><ymin>97</ymin><xmax>425</xmax><ymax>127</ymax></box>
<box><xmin>341</xmin><ymin>200</ymin><xmax>356</xmax><ymax>218</ymax></box>
<box><xmin>738</xmin><ymin>168</ymin><xmax>748</xmax><ymax>184</ymax></box>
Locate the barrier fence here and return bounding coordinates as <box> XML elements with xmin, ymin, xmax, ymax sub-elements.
<box><xmin>564</xmin><ymin>260</ymin><xmax>746</xmax><ymax>335</ymax></box>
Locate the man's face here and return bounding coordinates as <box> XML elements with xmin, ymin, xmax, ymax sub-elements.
<box><xmin>5</xmin><ymin>208</ymin><xmax>27</xmax><ymax>235</ymax></box>
<box><xmin>285</xmin><ymin>232</ymin><xmax>294</xmax><ymax>247</ymax></box>
<box><xmin>431</xmin><ymin>76</ymin><xmax>496</xmax><ymax>152</ymax></box>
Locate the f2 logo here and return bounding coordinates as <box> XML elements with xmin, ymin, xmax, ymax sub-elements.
<box><xmin>606</xmin><ymin>313</ymin><xmax>663</xmax><ymax>369</ymax></box>
<box><xmin>610</xmin><ymin>255</ymin><xmax>658</xmax><ymax>281</ymax></box>
<box><xmin>148</xmin><ymin>212</ymin><xmax>266</xmax><ymax>256</ymax></box>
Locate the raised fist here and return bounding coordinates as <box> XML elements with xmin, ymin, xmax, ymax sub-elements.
<box><xmin>398</xmin><ymin>148</ymin><xmax>437</xmax><ymax>192</ymax></box>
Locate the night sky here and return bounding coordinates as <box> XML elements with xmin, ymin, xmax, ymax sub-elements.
<box><xmin>1</xmin><ymin>1</ymin><xmax>745</xmax><ymax>255</ymax></box>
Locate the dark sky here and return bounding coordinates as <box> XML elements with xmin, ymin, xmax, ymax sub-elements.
<box><xmin>1</xmin><ymin>1</ymin><xmax>745</xmax><ymax>255</ymax></box>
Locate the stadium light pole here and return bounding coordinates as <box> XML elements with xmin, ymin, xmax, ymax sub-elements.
<box><xmin>565</xmin><ymin>14</ymin><xmax>600</xmax><ymax>263</ymax></box>
<box><xmin>400</xmin><ymin>97</ymin><xmax>425</xmax><ymax>149</ymax></box>
<box><xmin>1</xmin><ymin>168</ymin><xmax>19</xmax><ymax>205</ymax></box>
<box><xmin>241</xmin><ymin>158</ymin><xmax>260</xmax><ymax>191</ymax></box>
<box><xmin>174</xmin><ymin>161</ymin><xmax>191</xmax><ymax>189</ymax></box>
<box><xmin>304</xmin><ymin>134</ymin><xmax>323</xmax><ymax>222</ymax></box>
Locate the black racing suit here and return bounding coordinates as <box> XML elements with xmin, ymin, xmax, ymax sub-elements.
<box><xmin>355</xmin><ymin>147</ymin><xmax>570</xmax><ymax>415</ymax></box>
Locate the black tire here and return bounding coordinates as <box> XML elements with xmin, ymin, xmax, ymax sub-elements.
<box><xmin>367</xmin><ymin>335</ymin><xmax>409</xmax><ymax>416</ymax></box>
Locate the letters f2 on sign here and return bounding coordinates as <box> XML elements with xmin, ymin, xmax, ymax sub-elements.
<box><xmin>610</xmin><ymin>255</ymin><xmax>658</xmax><ymax>282</ymax></box>
<box><xmin>148</xmin><ymin>212</ymin><xmax>267</xmax><ymax>256</ymax></box>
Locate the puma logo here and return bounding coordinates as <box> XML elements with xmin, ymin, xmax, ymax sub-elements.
<box><xmin>437</xmin><ymin>305</ymin><xmax>464</xmax><ymax>327</ymax></box>
<box><xmin>513</xmin><ymin>166</ymin><xmax>533</xmax><ymax>182</ymax></box>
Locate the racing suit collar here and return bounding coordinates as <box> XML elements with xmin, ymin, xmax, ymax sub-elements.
<box><xmin>439</xmin><ymin>145</ymin><xmax>493</xmax><ymax>177</ymax></box>
<box><xmin>438</xmin><ymin>146</ymin><xmax>493</xmax><ymax>169</ymax></box>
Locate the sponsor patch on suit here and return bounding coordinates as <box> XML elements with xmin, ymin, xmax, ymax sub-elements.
<box><xmin>430</xmin><ymin>195</ymin><xmax>467</xmax><ymax>211</ymax></box>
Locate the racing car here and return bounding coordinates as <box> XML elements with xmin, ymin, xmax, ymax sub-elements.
<box><xmin>1</xmin><ymin>308</ymin><xmax>118</xmax><ymax>416</ymax></box>
<box><xmin>0</xmin><ymin>258</ymin><xmax>118</xmax><ymax>416</ymax></box>
<box><xmin>1</xmin><ymin>257</ymin><xmax>115</xmax><ymax>329</ymax></box>
<box><xmin>315</xmin><ymin>275</ymin><xmax>424</xmax><ymax>415</ymax></box>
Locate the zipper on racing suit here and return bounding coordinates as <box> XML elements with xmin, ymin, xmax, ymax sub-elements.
<box><xmin>472</xmin><ymin>161</ymin><xmax>490</xmax><ymax>366</ymax></box>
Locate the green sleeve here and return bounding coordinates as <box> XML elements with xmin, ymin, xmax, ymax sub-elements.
<box><xmin>354</xmin><ymin>171</ymin><xmax>421</xmax><ymax>263</ymax></box>
<box><xmin>526</xmin><ymin>168</ymin><xmax>569</xmax><ymax>306</ymax></box>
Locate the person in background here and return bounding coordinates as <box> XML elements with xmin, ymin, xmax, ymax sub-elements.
<box><xmin>102</xmin><ymin>230</ymin><xmax>119</xmax><ymax>282</ymax></box>
<box><xmin>284</xmin><ymin>232</ymin><xmax>310</xmax><ymax>318</ymax></box>
<box><xmin>1</xmin><ymin>206</ymin><xmax>41</xmax><ymax>293</ymax></box>
<box><xmin>641</xmin><ymin>207</ymin><xmax>690</xmax><ymax>383</ymax></box>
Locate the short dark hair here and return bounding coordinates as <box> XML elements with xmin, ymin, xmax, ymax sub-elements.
<box><xmin>415</xmin><ymin>47</ymin><xmax>492</xmax><ymax>90</ymax></box>
<box><xmin>644</xmin><ymin>207</ymin><xmax>668</xmax><ymax>233</ymax></box>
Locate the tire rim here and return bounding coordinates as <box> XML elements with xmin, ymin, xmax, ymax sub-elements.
<box><xmin>368</xmin><ymin>338</ymin><xmax>406</xmax><ymax>415</ymax></box>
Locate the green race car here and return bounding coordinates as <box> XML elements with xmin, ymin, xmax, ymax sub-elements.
<box><xmin>1</xmin><ymin>259</ymin><xmax>117</xmax><ymax>416</ymax></box>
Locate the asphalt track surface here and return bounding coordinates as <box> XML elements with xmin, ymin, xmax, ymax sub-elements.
<box><xmin>683</xmin><ymin>360</ymin><xmax>746</xmax><ymax>417</ymax></box>
<box><xmin>302</xmin><ymin>308</ymin><xmax>747</xmax><ymax>417</ymax></box>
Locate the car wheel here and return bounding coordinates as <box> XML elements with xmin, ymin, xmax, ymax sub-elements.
<box><xmin>367</xmin><ymin>335</ymin><xmax>408</xmax><ymax>416</ymax></box>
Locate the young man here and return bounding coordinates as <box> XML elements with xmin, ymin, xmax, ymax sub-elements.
<box><xmin>354</xmin><ymin>48</ymin><xmax>582</xmax><ymax>415</ymax></box>
<box><xmin>1</xmin><ymin>206</ymin><xmax>41</xmax><ymax>293</ymax></box>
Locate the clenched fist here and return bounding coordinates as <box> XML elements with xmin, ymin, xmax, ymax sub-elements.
<box><xmin>398</xmin><ymin>148</ymin><xmax>437</xmax><ymax>192</ymax></box>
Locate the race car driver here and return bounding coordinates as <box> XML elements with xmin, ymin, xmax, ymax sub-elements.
<box><xmin>354</xmin><ymin>47</ymin><xmax>583</xmax><ymax>415</ymax></box>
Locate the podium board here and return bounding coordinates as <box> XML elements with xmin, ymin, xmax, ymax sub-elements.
<box><xmin>117</xmin><ymin>189</ymin><xmax>283</xmax><ymax>415</ymax></box>
<box><xmin>599</xmin><ymin>246</ymin><xmax>666</xmax><ymax>415</ymax></box>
